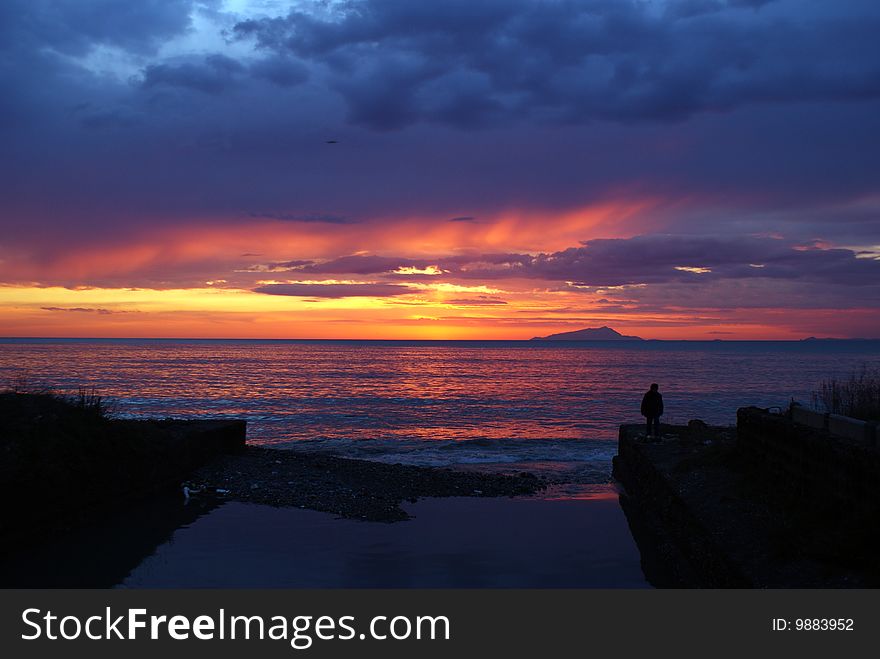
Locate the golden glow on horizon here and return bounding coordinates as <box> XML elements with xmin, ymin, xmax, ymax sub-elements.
<box><xmin>0</xmin><ymin>197</ymin><xmax>872</xmax><ymax>340</ymax></box>
<box><xmin>393</xmin><ymin>265</ymin><xmax>445</xmax><ymax>275</ymax></box>
<box><xmin>0</xmin><ymin>283</ymin><xmax>870</xmax><ymax>340</ymax></box>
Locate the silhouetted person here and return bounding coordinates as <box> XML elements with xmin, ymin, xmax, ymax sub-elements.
<box><xmin>641</xmin><ymin>383</ymin><xmax>663</xmax><ymax>440</ymax></box>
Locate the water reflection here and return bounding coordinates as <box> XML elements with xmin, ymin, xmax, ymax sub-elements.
<box><xmin>1</xmin><ymin>340</ymin><xmax>876</xmax><ymax>451</ymax></box>
<box><xmin>120</xmin><ymin>492</ymin><xmax>648</xmax><ymax>588</ymax></box>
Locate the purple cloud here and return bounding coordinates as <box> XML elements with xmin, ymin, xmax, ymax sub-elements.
<box><xmin>41</xmin><ymin>306</ymin><xmax>124</xmax><ymax>315</ymax></box>
<box><xmin>234</xmin><ymin>0</ymin><xmax>880</xmax><ymax>129</ymax></box>
<box><xmin>277</xmin><ymin>236</ymin><xmax>880</xmax><ymax>291</ymax></box>
<box><xmin>453</xmin><ymin>235</ymin><xmax>880</xmax><ymax>290</ymax></box>
<box><xmin>300</xmin><ymin>255</ymin><xmax>432</xmax><ymax>275</ymax></box>
<box><xmin>140</xmin><ymin>54</ymin><xmax>244</xmax><ymax>95</ymax></box>
<box><xmin>253</xmin><ymin>283</ymin><xmax>416</xmax><ymax>298</ymax></box>
<box><xmin>0</xmin><ymin>0</ymin><xmax>878</xmax><ymax>324</ymax></box>
<box><xmin>446</xmin><ymin>297</ymin><xmax>508</xmax><ymax>306</ymax></box>
<box><xmin>248</xmin><ymin>212</ymin><xmax>357</xmax><ymax>225</ymax></box>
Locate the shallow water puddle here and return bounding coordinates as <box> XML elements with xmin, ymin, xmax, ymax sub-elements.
<box><xmin>118</xmin><ymin>486</ymin><xmax>648</xmax><ymax>588</ymax></box>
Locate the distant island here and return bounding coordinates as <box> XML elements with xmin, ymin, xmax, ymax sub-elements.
<box><xmin>530</xmin><ymin>326</ymin><xmax>644</xmax><ymax>341</ymax></box>
<box><xmin>801</xmin><ymin>336</ymin><xmax>877</xmax><ymax>342</ymax></box>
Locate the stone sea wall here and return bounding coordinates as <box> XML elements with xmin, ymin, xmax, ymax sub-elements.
<box><xmin>737</xmin><ymin>406</ymin><xmax>880</xmax><ymax>518</ymax></box>
<box><xmin>614</xmin><ymin>408</ymin><xmax>880</xmax><ymax>587</ymax></box>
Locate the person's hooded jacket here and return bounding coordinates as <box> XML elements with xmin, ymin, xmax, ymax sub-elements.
<box><xmin>641</xmin><ymin>390</ymin><xmax>663</xmax><ymax>417</ymax></box>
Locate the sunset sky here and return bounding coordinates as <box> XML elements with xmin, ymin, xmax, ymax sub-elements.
<box><xmin>2</xmin><ymin>0</ymin><xmax>879</xmax><ymax>339</ymax></box>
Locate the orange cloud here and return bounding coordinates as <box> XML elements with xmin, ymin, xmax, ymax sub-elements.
<box><xmin>2</xmin><ymin>281</ymin><xmax>875</xmax><ymax>340</ymax></box>
<box><xmin>2</xmin><ymin>196</ymin><xmax>875</xmax><ymax>340</ymax></box>
<box><xmin>0</xmin><ymin>196</ymin><xmax>663</xmax><ymax>287</ymax></box>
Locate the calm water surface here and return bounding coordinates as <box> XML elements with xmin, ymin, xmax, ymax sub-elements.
<box><xmin>1</xmin><ymin>339</ymin><xmax>878</xmax><ymax>477</ymax></box>
<box><xmin>3</xmin><ymin>339</ymin><xmax>878</xmax><ymax>587</ymax></box>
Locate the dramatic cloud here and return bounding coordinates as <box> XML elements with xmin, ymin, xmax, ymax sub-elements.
<box><xmin>40</xmin><ymin>306</ymin><xmax>132</xmax><ymax>315</ymax></box>
<box><xmin>267</xmin><ymin>235</ymin><xmax>880</xmax><ymax>291</ymax></box>
<box><xmin>234</xmin><ymin>0</ymin><xmax>880</xmax><ymax>129</ymax></box>
<box><xmin>141</xmin><ymin>54</ymin><xmax>245</xmax><ymax>94</ymax></box>
<box><xmin>244</xmin><ymin>259</ymin><xmax>315</xmax><ymax>273</ymax></box>
<box><xmin>4</xmin><ymin>0</ymin><xmax>880</xmax><ymax>249</ymax></box>
<box><xmin>446</xmin><ymin>297</ymin><xmax>508</xmax><ymax>306</ymax></box>
<box><xmin>253</xmin><ymin>282</ymin><xmax>415</xmax><ymax>298</ymax></box>
<box><xmin>298</xmin><ymin>255</ymin><xmax>430</xmax><ymax>275</ymax></box>
<box><xmin>514</xmin><ymin>235</ymin><xmax>880</xmax><ymax>288</ymax></box>
<box><xmin>295</xmin><ymin>253</ymin><xmax>529</xmax><ymax>276</ymax></box>
<box><xmin>0</xmin><ymin>0</ymin><xmax>195</xmax><ymax>57</ymax></box>
<box><xmin>1</xmin><ymin>0</ymin><xmax>878</xmax><ymax>338</ymax></box>
<box><xmin>248</xmin><ymin>54</ymin><xmax>309</xmax><ymax>87</ymax></box>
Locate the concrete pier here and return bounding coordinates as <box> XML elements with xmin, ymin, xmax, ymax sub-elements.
<box><xmin>613</xmin><ymin>417</ymin><xmax>878</xmax><ymax>588</ymax></box>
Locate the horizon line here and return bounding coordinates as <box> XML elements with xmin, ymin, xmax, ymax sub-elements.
<box><xmin>2</xmin><ymin>336</ymin><xmax>878</xmax><ymax>343</ymax></box>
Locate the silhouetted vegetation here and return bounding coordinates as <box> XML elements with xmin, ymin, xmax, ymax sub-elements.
<box><xmin>812</xmin><ymin>365</ymin><xmax>880</xmax><ymax>422</ymax></box>
<box><xmin>0</xmin><ymin>390</ymin><xmax>242</xmax><ymax>548</ymax></box>
<box><xmin>2</xmin><ymin>376</ymin><xmax>112</xmax><ymax>420</ymax></box>
<box><xmin>71</xmin><ymin>386</ymin><xmax>113</xmax><ymax>419</ymax></box>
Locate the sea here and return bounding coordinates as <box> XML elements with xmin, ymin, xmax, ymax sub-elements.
<box><xmin>3</xmin><ymin>337</ymin><xmax>880</xmax><ymax>587</ymax></box>
<box><xmin>2</xmin><ymin>338</ymin><xmax>879</xmax><ymax>485</ymax></box>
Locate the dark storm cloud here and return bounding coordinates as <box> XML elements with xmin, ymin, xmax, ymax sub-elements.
<box><xmin>77</xmin><ymin>107</ymin><xmax>142</xmax><ymax>130</ymax></box>
<box><xmin>248</xmin><ymin>55</ymin><xmax>309</xmax><ymax>87</ymax></box>
<box><xmin>298</xmin><ymin>255</ymin><xmax>427</xmax><ymax>274</ymax></box>
<box><xmin>141</xmin><ymin>54</ymin><xmax>244</xmax><ymax>94</ymax></box>
<box><xmin>293</xmin><ymin>235</ymin><xmax>880</xmax><ymax>292</ymax></box>
<box><xmin>489</xmin><ymin>235</ymin><xmax>880</xmax><ymax>289</ymax></box>
<box><xmin>0</xmin><ymin>0</ymin><xmax>196</xmax><ymax>57</ymax></box>
<box><xmin>296</xmin><ymin>253</ymin><xmax>529</xmax><ymax>276</ymax></box>
<box><xmin>1</xmin><ymin>0</ymin><xmax>880</xmax><ymax>279</ymax></box>
<box><xmin>669</xmin><ymin>0</ymin><xmax>776</xmax><ymax>19</ymax></box>
<box><xmin>253</xmin><ymin>282</ymin><xmax>415</xmax><ymax>298</ymax></box>
<box><xmin>234</xmin><ymin>0</ymin><xmax>880</xmax><ymax>129</ymax></box>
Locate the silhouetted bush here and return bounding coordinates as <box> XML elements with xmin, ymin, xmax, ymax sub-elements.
<box><xmin>0</xmin><ymin>391</ymin><xmax>242</xmax><ymax>542</ymax></box>
<box><xmin>1</xmin><ymin>378</ymin><xmax>113</xmax><ymax>420</ymax></box>
<box><xmin>72</xmin><ymin>386</ymin><xmax>113</xmax><ymax>419</ymax></box>
<box><xmin>812</xmin><ymin>365</ymin><xmax>880</xmax><ymax>422</ymax></box>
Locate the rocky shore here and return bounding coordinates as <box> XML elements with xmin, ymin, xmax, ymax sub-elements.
<box><xmin>1</xmin><ymin>392</ymin><xmax>542</xmax><ymax>586</ymax></box>
<box><xmin>1</xmin><ymin>391</ymin><xmax>543</xmax><ymax>548</ymax></box>
<box><xmin>188</xmin><ymin>446</ymin><xmax>543</xmax><ymax>522</ymax></box>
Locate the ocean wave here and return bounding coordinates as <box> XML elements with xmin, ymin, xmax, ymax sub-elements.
<box><xmin>253</xmin><ymin>436</ymin><xmax>618</xmax><ymax>470</ymax></box>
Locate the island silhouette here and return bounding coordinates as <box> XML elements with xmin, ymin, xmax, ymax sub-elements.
<box><xmin>530</xmin><ymin>326</ymin><xmax>644</xmax><ymax>341</ymax></box>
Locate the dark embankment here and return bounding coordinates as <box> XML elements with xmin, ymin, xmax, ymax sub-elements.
<box><xmin>0</xmin><ymin>392</ymin><xmax>542</xmax><ymax>587</ymax></box>
<box><xmin>613</xmin><ymin>413</ymin><xmax>880</xmax><ymax>587</ymax></box>
<box><xmin>0</xmin><ymin>392</ymin><xmax>245</xmax><ymax>548</ymax></box>
<box><xmin>189</xmin><ymin>446</ymin><xmax>543</xmax><ymax>522</ymax></box>
<box><xmin>0</xmin><ymin>494</ymin><xmax>221</xmax><ymax>588</ymax></box>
